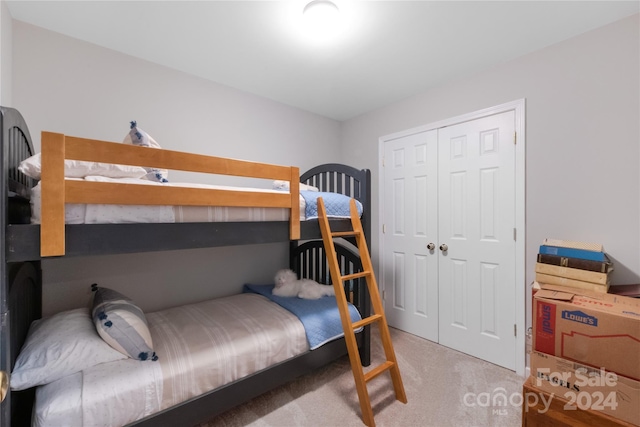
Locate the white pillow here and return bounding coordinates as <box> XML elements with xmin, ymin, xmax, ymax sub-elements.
<box><xmin>273</xmin><ymin>180</ymin><xmax>319</xmax><ymax>192</ymax></box>
<box><xmin>18</xmin><ymin>153</ymin><xmax>148</xmax><ymax>180</ymax></box>
<box><xmin>11</xmin><ymin>308</ymin><xmax>127</xmax><ymax>390</ymax></box>
<box><xmin>123</xmin><ymin>121</ymin><xmax>169</xmax><ymax>183</ymax></box>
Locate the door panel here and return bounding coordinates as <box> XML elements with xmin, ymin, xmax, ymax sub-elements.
<box><xmin>438</xmin><ymin>111</ymin><xmax>516</xmax><ymax>369</ymax></box>
<box><xmin>382</xmin><ymin>130</ymin><xmax>439</xmax><ymax>342</ymax></box>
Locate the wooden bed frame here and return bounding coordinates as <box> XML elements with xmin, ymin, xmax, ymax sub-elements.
<box><xmin>38</xmin><ymin>131</ymin><xmax>301</xmax><ymax>257</ymax></box>
<box><xmin>0</xmin><ymin>107</ymin><xmax>372</xmax><ymax>427</ymax></box>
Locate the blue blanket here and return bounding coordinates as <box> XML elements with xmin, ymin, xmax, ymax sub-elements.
<box><xmin>243</xmin><ymin>284</ymin><xmax>362</xmax><ymax>350</ymax></box>
<box><xmin>300</xmin><ymin>191</ymin><xmax>363</xmax><ymax>220</ymax></box>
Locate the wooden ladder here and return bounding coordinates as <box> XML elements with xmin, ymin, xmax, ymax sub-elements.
<box><xmin>317</xmin><ymin>197</ymin><xmax>407</xmax><ymax>427</ymax></box>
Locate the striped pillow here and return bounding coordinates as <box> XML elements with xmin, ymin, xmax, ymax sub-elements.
<box><xmin>91</xmin><ymin>285</ymin><xmax>158</xmax><ymax>361</ymax></box>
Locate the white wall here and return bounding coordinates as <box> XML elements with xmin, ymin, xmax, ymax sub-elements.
<box><xmin>12</xmin><ymin>21</ymin><xmax>343</xmax><ymax>315</ymax></box>
<box><xmin>11</xmin><ymin>15</ymin><xmax>640</xmax><ymax>319</ymax></box>
<box><xmin>341</xmin><ymin>14</ymin><xmax>640</xmax><ymax>330</ymax></box>
<box><xmin>0</xmin><ymin>0</ymin><xmax>12</xmax><ymax>105</ymax></box>
<box><xmin>12</xmin><ymin>21</ymin><xmax>341</xmax><ymax>178</ymax></box>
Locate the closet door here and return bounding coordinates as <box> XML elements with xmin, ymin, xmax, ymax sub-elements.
<box><xmin>381</xmin><ymin>110</ymin><xmax>517</xmax><ymax>370</ymax></box>
<box><xmin>382</xmin><ymin>130</ymin><xmax>439</xmax><ymax>342</ymax></box>
<box><xmin>437</xmin><ymin>110</ymin><xmax>516</xmax><ymax>370</ymax></box>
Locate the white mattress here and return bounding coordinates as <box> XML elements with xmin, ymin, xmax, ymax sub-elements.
<box><xmin>30</xmin><ymin>176</ymin><xmax>306</xmax><ymax>224</ymax></box>
<box><xmin>33</xmin><ymin>293</ymin><xmax>309</xmax><ymax>427</ymax></box>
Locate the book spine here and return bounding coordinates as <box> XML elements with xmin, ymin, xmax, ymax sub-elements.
<box><xmin>538</xmin><ymin>245</ymin><xmax>607</xmax><ymax>262</ymax></box>
<box><xmin>542</xmin><ymin>238</ymin><xmax>603</xmax><ymax>252</ymax></box>
<box><xmin>535</xmin><ymin>262</ymin><xmax>608</xmax><ymax>285</ymax></box>
<box><xmin>535</xmin><ymin>273</ymin><xmax>609</xmax><ymax>293</ymax></box>
<box><xmin>536</xmin><ymin>253</ymin><xmax>612</xmax><ymax>273</ymax></box>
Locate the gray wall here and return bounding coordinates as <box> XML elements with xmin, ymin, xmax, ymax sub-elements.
<box><xmin>12</xmin><ymin>21</ymin><xmax>343</xmax><ymax>315</ymax></box>
<box><xmin>10</xmin><ymin>14</ymin><xmax>640</xmax><ymax>327</ymax></box>
<box><xmin>0</xmin><ymin>0</ymin><xmax>12</xmax><ymax>105</ymax></box>
<box><xmin>341</xmin><ymin>14</ymin><xmax>640</xmax><ymax>328</ymax></box>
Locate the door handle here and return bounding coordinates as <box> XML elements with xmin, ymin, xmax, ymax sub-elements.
<box><xmin>0</xmin><ymin>371</ymin><xmax>7</xmax><ymax>403</ymax></box>
<box><xmin>439</xmin><ymin>244</ymin><xmax>448</xmax><ymax>252</ymax></box>
<box><xmin>427</xmin><ymin>243</ymin><xmax>435</xmax><ymax>250</ymax></box>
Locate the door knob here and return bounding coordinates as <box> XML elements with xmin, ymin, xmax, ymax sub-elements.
<box><xmin>439</xmin><ymin>244</ymin><xmax>448</xmax><ymax>252</ymax></box>
<box><xmin>427</xmin><ymin>243</ymin><xmax>435</xmax><ymax>250</ymax></box>
<box><xmin>0</xmin><ymin>371</ymin><xmax>8</xmax><ymax>403</ymax></box>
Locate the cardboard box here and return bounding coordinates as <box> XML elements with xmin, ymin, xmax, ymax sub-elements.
<box><xmin>533</xmin><ymin>283</ymin><xmax>640</xmax><ymax>381</ymax></box>
<box><xmin>530</xmin><ymin>351</ymin><xmax>640</xmax><ymax>426</ymax></box>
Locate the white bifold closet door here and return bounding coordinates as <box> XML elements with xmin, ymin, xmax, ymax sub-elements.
<box><xmin>382</xmin><ymin>110</ymin><xmax>516</xmax><ymax>370</ymax></box>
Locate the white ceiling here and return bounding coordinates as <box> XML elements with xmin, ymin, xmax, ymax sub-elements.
<box><xmin>7</xmin><ymin>1</ymin><xmax>639</xmax><ymax>121</ymax></box>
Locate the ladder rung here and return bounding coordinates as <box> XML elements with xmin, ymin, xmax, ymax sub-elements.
<box><xmin>340</xmin><ymin>271</ymin><xmax>371</xmax><ymax>282</ymax></box>
<box><xmin>331</xmin><ymin>230</ymin><xmax>361</xmax><ymax>238</ymax></box>
<box><xmin>364</xmin><ymin>361</ymin><xmax>395</xmax><ymax>382</ymax></box>
<box><xmin>351</xmin><ymin>314</ymin><xmax>382</xmax><ymax>330</ymax></box>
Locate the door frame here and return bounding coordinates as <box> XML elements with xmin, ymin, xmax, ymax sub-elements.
<box><xmin>378</xmin><ymin>99</ymin><xmax>526</xmax><ymax>377</ymax></box>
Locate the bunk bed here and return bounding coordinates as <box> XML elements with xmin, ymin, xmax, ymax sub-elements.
<box><xmin>0</xmin><ymin>107</ymin><xmax>372</xmax><ymax>427</ymax></box>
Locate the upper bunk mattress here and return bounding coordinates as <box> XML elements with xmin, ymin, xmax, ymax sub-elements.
<box><xmin>30</xmin><ymin>176</ymin><xmax>362</xmax><ymax>224</ymax></box>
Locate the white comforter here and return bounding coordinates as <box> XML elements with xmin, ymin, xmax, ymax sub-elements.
<box><xmin>33</xmin><ymin>293</ymin><xmax>309</xmax><ymax>427</ymax></box>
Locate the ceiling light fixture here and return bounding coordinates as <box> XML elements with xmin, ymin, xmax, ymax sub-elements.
<box><xmin>302</xmin><ymin>0</ymin><xmax>342</xmax><ymax>41</ymax></box>
<box><xmin>303</xmin><ymin>0</ymin><xmax>339</xmax><ymax>17</ymax></box>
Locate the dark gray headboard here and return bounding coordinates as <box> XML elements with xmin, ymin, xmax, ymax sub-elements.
<box><xmin>1</xmin><ymin>107</ymin><xmax>36</xmax><ymax>224</ymax></box>
<box><xmin>0</xmin><ymin>107</ymin><xmax>41</xmax><ymax>427</ymax></box>
<box><xmin>300</xmin><ymin>163</ymin><xmax>371</xmax><ymax>249</ymax></box>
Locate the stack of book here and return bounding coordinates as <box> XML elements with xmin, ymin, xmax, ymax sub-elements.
<box><xmin>535</xmin><ymin>238</ymin><xmax>612</xmax><ymax>293</ymax></box>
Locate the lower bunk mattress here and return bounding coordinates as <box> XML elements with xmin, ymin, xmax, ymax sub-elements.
<box><xmin>29</xmin><ymin>291</ymin><xmax>361</xmax><ymax>427</ymax></box>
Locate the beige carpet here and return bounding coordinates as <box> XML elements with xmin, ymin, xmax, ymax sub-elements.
<box><xmin>198</xmin><ymin>326</ymin><xmax>523</xmax><ymax>427</ymax></box>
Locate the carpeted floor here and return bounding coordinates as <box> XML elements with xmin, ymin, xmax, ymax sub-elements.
<box><xmin>198</xmin><ymin>326</ymin><xmax>523</xmax><ymax>427</ymax></box>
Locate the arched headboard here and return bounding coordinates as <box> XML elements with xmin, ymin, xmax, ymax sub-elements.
<box><xmin>0</xmin><ymin>107</ymin><xmax>41</xmax><ymax>427</ymax></box>
<box><xmin>290</xmin><ymin>239</ymin><xmax>370</xmax><ymax>366</ymax></box>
